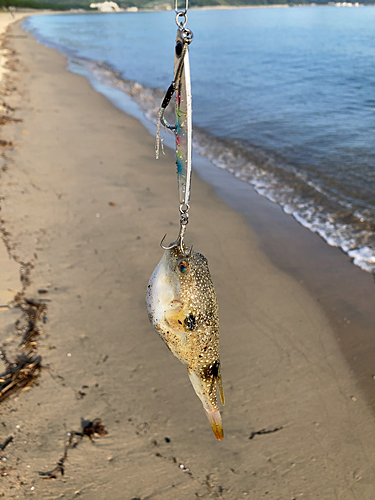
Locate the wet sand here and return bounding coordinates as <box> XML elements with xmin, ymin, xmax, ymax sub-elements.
<box><xmin>194</xmin><ymin>155</ymin><xmax>375</xmax><ymax>410</ymax></box>
<box><xmin>1</xmin><ymin>16</ymin><xmax>375</xmax><ymax>500</ymax></box>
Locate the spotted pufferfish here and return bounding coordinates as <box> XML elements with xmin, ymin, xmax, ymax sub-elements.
<box><xmin>146</xmin><ymin>244</ymin><xmax>225</xmax><ymax>440</ymax></box>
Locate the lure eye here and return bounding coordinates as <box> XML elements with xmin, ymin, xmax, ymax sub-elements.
<box><xmin>175</xmin><ymin>41</ymin><xmax>183</xmax><ymax>57</ymax></box>
<box><xmin>178</xmin><ymin>262</ymin><xmax>188</xmax><ymax>274</ymax></box>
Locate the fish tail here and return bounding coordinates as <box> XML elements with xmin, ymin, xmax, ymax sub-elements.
<box><xmin>205</xmin><ymin>408</ymin><xmax>224</xmax><ymax>441</ymax></box>
<box><xmin>188</xmin><ymin>368</ymin><xmax>224</xmax><ymax>441</ymax></box>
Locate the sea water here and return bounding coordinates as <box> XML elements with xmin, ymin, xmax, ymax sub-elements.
<box><xmin>24</xmin><ymin>7</ymin><xmax>375</xmax><ymax>273</ymax></box>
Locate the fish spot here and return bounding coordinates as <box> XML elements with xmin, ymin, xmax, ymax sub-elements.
<box><xmin>175</xmin><ymin>41</ymin><xmax>183</xmax><ymax>57</ymax></box>
<box><xmin>184</xmin><ymin>315</ymin><xmax>196</xmax><ymax>331</ymax></box>
<box><xmin>211</xmin><ymin>360</ymin><xmax>220</xmax><ymax>378</ymax></box>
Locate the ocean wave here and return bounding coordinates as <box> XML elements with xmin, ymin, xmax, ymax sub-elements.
<box><xmin>71</xmin><ymin>57</ymin><xmax>375</xmax><ymax>275</ymax></box>
<box><xmin>22</xmin><ymin>20</ymin><xmax>375</xmax><ymax>276</ymax></box>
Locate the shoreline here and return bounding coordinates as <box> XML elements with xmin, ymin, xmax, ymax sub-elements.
<box><xmin>24</xmin><ymin>11</ymin><xmax>375</xmax><ymax>411</ymax></box>
<box><xmin>1</xmin><ymin>16</ymin><xmax>375</xmax><ymax>499</ymax></box>
<box><xmin>193</xmin><ymin>152</ymin><xmax>375</xmax><ymax>410</ymax></box>
<box><xmin>24</xmin><ymin>10</ymin><xmax>375</xmax><ymax>278</ymax></box>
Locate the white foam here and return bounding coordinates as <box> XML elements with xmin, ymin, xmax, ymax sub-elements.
<box><xmin>66</xmin><ymin>56</ymin><xmax>375</xmax><ymax>276</ymax></box>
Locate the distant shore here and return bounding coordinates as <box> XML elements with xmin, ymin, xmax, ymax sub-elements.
<box><xmin>133</xmin><ymin>3</ymin><xmax>372</xmax><ymax>12</ymax></box>
<box><xmin>2</xmin><ymin>2</ymin><xmax>374</xmax><ymax>16</ymax></box>
<box><xmin>193</xmin><ymin>3</ymin><xmax>290</xmax><ymax>9</ymax></box>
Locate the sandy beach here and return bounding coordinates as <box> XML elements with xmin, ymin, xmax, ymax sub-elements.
<box><xmin>1</xmin><ymin>13</ymin><xmax>375</xmax><ymax>500</ymax></box>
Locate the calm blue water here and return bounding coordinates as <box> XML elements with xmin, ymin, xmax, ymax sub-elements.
<box><xmin>24</xmin><ymin>7</ymin><xmax>375</xmax><ymax>272</ymax></box>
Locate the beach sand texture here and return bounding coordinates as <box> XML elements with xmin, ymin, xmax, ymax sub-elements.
<box><xmin>1</xmin><ymin>15</ymin><xmax>375</xmax><ymax>499</ymax></box>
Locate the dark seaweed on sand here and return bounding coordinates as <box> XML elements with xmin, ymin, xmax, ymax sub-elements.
<box><xmin>0</xmin><ymin>298</ymin><xmax>46</xmax><ymax>403</ymax></box>
<box><xmin>39</xmin><ymin>419</ymin><xmax>108</xmax><ymax>479</ymax></box>
<box><xmin>0</xmin><ymin>351</ymin><xmax>42</xmax><ymax>403</ymax></box>
<box><xmin>16</xmin><ymin>298</ymin><xmax>46</xmax><ymax>348</ymax></box>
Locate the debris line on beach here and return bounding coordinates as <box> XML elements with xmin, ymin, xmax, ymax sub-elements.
<box><xmin>0</xmin><ymin>296</ymin><xmax>47</xmax><ymax>404</ymax></box>
<box><xmin>0</xmin><ymin>351</ymin><xmax>42</xmax><ymax>403</ymax></box>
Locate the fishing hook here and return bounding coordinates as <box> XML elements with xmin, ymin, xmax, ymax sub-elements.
<box><xmin>156</xmin><ymin>30</ymin><xmax>192</xmax><ymax>134</ymax></box>
<box><xmin>160</xmin><ymin>204</ymin><xmax>192</xmax><ymax>257</ymax></box>
<box><xmin>155</xmin><ymin>29</ymin><xmax>192</xmax><ymax>158</ymax></box>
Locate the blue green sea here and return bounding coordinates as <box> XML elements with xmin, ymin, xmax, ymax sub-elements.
<box><xmin>25</xmin><ymin>6</ymin><xmax>375</xmax><ymax>273</ymax></box>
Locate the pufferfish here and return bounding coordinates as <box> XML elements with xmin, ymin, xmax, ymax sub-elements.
<box><xmin>146</xmin><ymin>244</ymin><xmax>225</xmax><ymax>440</ymax></box>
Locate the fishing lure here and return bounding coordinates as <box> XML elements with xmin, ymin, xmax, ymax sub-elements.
<box><xmin>156</xmin><ymin>12</ymin><xmax>193</xmax><ymax>250</ymax></box>
<box><xmin>149</xmin><ymin>2</ymin><xmax>225</xmax><ymax>440</ymax></box>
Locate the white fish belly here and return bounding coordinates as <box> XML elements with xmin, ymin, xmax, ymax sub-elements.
<box><xmin>146</xmin><ymin>255</ymin><xmax>177</xmax><ymax>328</ymax></box>
<box><xmin>146</xmin><ymin>253</ymin><xmax>187</xmax><ymax>353</ymax></box>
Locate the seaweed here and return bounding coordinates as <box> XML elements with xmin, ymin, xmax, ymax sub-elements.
<box><xmin>249</xmin><ymin>425</ymin><xmax>283</xmax><ymax>440</ymax></box>
<box><xmin>0</xmin><ymin>115</ymin><xmax>22</xmax><ymax>125</ymax></box>
<box><xmin>16</xmin><ymin>298</ymin><xmax>46</xmax><ymax>349</ymax></box>
<box><xmin>0</xmin><ymin>298</ymin><xmax>46</xmax><ymax>404</ymax></box>
<box><xmin>0</xmin><ymin>351</ymin><xmax>42</xmax><ymax>403</ymax></box>
<box><xmin>38</xmin><ymin>418</ymin><xmax>108</xmax><ymax>479</ymax></box>
<box><xmin>0</xmin><ymin>435</ymin><xmax>13</xmax><ymax>451</ymax></box>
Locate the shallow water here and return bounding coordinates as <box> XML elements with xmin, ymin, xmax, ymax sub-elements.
<box><xmin>24</xmin><ymin>7</ymin><xmax>375</xmax><ymax>273</ymax></box>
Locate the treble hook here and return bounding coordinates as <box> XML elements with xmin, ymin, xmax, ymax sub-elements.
<box><xmin>160</xmin><ymin>205</ymin><xmax>192</xmax><ymax>257</ymax></box>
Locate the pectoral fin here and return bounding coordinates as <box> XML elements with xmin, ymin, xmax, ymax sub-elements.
<box><xmin>216</xmin><ymin>363</ymin><xmax>225</xmax><ymax>406</ymax></box>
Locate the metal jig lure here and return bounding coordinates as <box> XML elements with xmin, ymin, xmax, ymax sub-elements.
<box><xmin>156</xmin><ymin>0</ymin><xmax>193</xmax><ymax>257</ymax></box>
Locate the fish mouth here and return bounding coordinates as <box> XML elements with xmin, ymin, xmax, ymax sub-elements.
<box><xmin>205</xmin><ymin>409</ymin><xmax>224</xmax><ymax>441</ymax></box>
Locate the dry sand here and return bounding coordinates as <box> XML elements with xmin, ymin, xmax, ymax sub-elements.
<box><xmin>0</xmin><ymin>13</ymin><xmax>34</xmax><ymax>306</ymax></box>
<box><xmin>1</xmin><ymin>15</ymin><xmax>375</xmax><ymax>500</ymax></box>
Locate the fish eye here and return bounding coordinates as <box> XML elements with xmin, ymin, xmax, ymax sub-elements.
<box><xmin>178</xmin><ymin>261</ymin><xmax>188</xmax><ymax>274</ymax></box>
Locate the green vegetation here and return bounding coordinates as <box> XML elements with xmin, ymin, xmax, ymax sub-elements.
<box><xmin>0</xmin><ymin>0</ymin><xmax>90</xmax><ymax>9</ymax></box>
